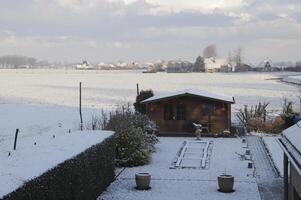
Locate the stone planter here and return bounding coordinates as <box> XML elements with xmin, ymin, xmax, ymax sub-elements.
<box><xmin>218</xmin><ymin>175</ymin><xmax>234</xmax><ymax>193</ymax></box>
<box><xmin>135</xmin><ymin>173</ymin><xmax>151</xmax><ymax>190</ymax></box>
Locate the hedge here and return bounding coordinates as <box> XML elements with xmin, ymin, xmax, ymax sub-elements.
<box><xmin>2</xmin><ymin>136</ymin><xmax>115</xmax><ymax>200</ymax></box>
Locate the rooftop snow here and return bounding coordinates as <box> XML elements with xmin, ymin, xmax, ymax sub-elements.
<box><xmin>0</xmin><ymin>130</ymin><xmax>113</xmax><ymax>198</ymax></box>
<box><xmin>142</xmin><ymin>89</ymin><xmax>234</xmax><ymax>103</ymax></box>
<box><xmin>283</xmin><ymin>121</ymin><xmax>301</xmax><ymax>154</ymax></box>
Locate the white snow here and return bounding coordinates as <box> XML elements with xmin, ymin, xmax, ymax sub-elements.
<box><xmin>99</xmin><ymin>137</ymin><xmax>260</xmax><ymax>200</ymax></box>
<box><xmin>0</xmin><ymin>69</ymin><xmax>299</xmax><ymax>110</ymax></box>
<box><xmin>0</xmin><ymin>129</ymin><xmax>113</xmax><ymax>198</ymax></box>
<box><xmin>142</xmin><ymin>89</ymin><xmax>234</xmax><ymax>103</ymax></box>
<box><xmin>0</xmin><ymin>103</ymin><xmax>113</xmax><ymax>198</ymax></box>
<box><xmin>282</xmin><ymin>75</ymin><xmax>301</xmax><ymax>85</ymax></box>
<box><xmin>0</xmin><ymin>104</ymin><xmax>98</xmax><ymax>143</ymax></box>
<box><xmin>283</xmin><ymin>121</ymin><xmax>301</xmax><ymax>152</ymax></box>
<box><xmin>262</xmin><ymin>136</ymin><xmax>283</xmax><ymax>177</ymax></box>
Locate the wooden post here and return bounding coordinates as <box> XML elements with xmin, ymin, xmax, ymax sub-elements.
<box><xmin>13</xmin><ymin>129</ymin><xmax>19</xmax><ymax>150</ymax></box>
<box><xmin>136</xmin><ymin>83</ymin><xmax>139</xmax><ymax>96</ymax></box>
<box><xmin>284</xmin><ymin>153</ymin><xmax>289</xmax><ymax>200</ymax></box>
<box><xmin>300</xmin><ymin>96</ymin><xmax>301</xmax><ymax>116</ymax></box>
<box><xmin>79</xmin><ymin>82</ymin><xmax>83</xmax><ymax>131</ymax></box>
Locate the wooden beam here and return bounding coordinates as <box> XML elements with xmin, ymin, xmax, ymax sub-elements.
<box><xmin>284</xmin><ymin>153</ymin><xmax>289</xmax><ymax>200</ymax></box>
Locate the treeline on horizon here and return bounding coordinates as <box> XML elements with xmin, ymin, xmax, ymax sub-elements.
<box><xmin>0</xmin><ymin>55</ymin><xmax>38</xmax><ymax>68</ymax></box>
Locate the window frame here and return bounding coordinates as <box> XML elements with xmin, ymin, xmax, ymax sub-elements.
<box><xmin>164</xmin><ymin>104</ymin><xmax>173</xmax><ymax>120</ymax></box>
<box><xmin>176</xmin><ymin>103</ymin><xmax>186</xmax><ymax>120</ymax></box>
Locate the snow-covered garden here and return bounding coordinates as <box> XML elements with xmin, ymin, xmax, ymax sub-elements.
<box><xmin>0</xmin><ymin>70</ymin><xmax>299</xmax><ymax>199</ymax></box>
<box><xmin>99</xmin><ymin>137</ymin><xmax>260</xmax><ymax>200</ymax></box>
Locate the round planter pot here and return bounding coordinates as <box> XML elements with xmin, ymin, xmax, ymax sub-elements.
<box><xmin>218</xmin><ymin>175</ymin><xmax>234</xmax><ymax>193</ymax></box>
<box><xmin>135</xmin><ymin>173</ymin><xmax>151</xmax><ymax>190</ymax></box>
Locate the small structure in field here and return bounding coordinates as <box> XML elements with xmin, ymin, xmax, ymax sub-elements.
<box><xmin>142</xmin><ymin>89</ymin><xmax>235</xmax><ymax>136</ymax></box>
<box><xmin>278</xmin><ymin>121</ymin><xmax>301</xmax><ymax>200</ymax></box>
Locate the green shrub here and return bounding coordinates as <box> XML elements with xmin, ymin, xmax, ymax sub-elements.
<box><xmin>104</xmin><ymin>105</ymin><xmax>158</xmax><ymax>167</ymax></box>
<box><xmin>134</xmin><ymin>90</ymin><xmax>154</xmax><ymax>114</ymax></box>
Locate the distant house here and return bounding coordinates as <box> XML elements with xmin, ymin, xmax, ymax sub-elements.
<box><xmin>204</xmin><ymin>58</ymin><xmax>229</xmax><ymax>73</ymax></box>
<box><xmin>278</xmin><ymin>121</ymin><xmax>301</xmax><ymax>200</ymax></box>
<box><xmin>76</xmin><ymin>60</ymin><xmax>95</xmax><ymax>70</ymax></box>
<box><xmin>296</xmin><ymin>62</ymin><xmax>301</xmax><ymax>72</ymax></box>
<box><xmin>142</xmin><ymin>89</ymin><xmax>235</xmax><ymax>136</ymax></box>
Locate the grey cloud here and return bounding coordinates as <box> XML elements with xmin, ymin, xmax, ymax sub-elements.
<box><xmin>0</xmin><ymin>0</ymin><xmax>300</xmax><ymax>63</ymax></box>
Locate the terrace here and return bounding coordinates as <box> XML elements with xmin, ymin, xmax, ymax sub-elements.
<box><xmin>99</xmin><ymin>137</ymin><xmax>260</xmax><ymax>200</ymax></box>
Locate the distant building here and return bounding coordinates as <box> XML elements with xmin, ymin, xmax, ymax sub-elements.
<box><xmin>296</xmin><ymin>62</ymin><xmax>301</xmax><ymax>71</ymax></box>
<box><xmin>204</xmin><ymin>58</ymin><xmax>229</xmax><ymax>73</ymax></box>
<box><xmin>76</xmin><ymin>61</ymin><xmax>95</xmax><ymax>70</ymax></box>
<box><xmin>278</xmin><ymin>121</ymin><xmax>301</xmax><ymax>200</ymax></box>
<box><xmin>234</xmin><ymin>64</ymin><xmax>253</xmax><ymax>72</ymax></box>
<box><xmin>166</xmin><ymin>60</ymin><xmax>193</xmax><ymax>73</ymax></box>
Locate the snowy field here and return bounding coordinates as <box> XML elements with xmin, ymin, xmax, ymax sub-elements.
<box><xmin>99</xmin><ymin>137</ymin><xmax>260</xmax><ymax>200</ymax></box>
<box><xmin>0</xmin><ymin>69</ymin><xmax>300</xmax><ymax>110</ymax></box>
<box><xmin>0</xmin><ymin>129</ymin><xmax>113</xmax><ymax>198</ymax></box>
<box><xmin>282</xmin><ymin>75</ymin><xmax>301</xmax><ymax>85</ymax></box>
<box><xmin>1</xmin><ymin>69</ymin><xmax>299</xmax><ymax>143</ymax></box>
<box><xmin>262</xmin><ymin>136</ymin><xmax>283</xmax><ymax>177</ymax></box>
<box><xmin>0</xmin><ymin>104</ymin><xmax>98</xmax><ymax>143</ymax></box>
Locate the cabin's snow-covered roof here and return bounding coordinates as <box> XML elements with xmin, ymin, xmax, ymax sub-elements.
<box><xmin>283</xmin><ymin>121</ymin><xmax>301</xmax><ymax>153</ymax></box>
<box><xmin>142</xmin><ymin>89</ymin><xmax>234</xmax><ymax>103</ymax></box>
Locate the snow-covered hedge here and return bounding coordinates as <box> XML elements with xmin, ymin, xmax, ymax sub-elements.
<box><xmin>2</xmin><ymin>136</ymin><xmax>115</xmax><ymax>200</ymax></box>
<box><xmin>104</xmin><ymin>106</ymin><xmax>158</xmax><ymax>167</ymax></box>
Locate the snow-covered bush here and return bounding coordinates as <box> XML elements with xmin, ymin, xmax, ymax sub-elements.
<box><xmin>104</xmin><ymin>105</ymin><xmax>158</xmax><ymax>167</ymax></box>
<box><xmin>237</xmin><ymin>101</ymin><xmax>287</xmax><ymax>134</ymax></box>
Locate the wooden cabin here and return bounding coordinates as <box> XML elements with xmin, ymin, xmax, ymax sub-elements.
<box><xmin>278</xmin><ymin>121</ymin><xmax>301</xmax><ymax>200</ymax></box>
<box><xmin>142</xmin><ymin>89</ymin><xmax>235</xmax><ymax>136</ymax></box>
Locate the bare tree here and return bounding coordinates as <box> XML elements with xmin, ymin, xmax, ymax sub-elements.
<box><xmin>233</xmin><ymin>48</ymin><xmax>243</xmax><ymax>67</ymax></box>
<box><xmin>203</xmin><ymin>45</ymin><xmax>217</xmax><ymax>58</ymax></box>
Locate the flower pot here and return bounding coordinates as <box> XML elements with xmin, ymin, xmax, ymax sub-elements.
<box><xmin>135</xmin><ymin>173</ymin><xmax>151</xmax><ymax>190</ymax></box>
<box><xmin>218</xmin><ymin>175</ymin><xmax>234</xmax><ymax>192</ymax></box>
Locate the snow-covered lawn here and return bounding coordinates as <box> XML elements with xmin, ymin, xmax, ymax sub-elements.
<box><xmin>262</xmin><ymin>136</ymin><xmax>283</xmax><ymax>177</ymax></box>
<box><xmin>0</xmin><ymin>103</ymin><xmax>113</xmax><ymax>198</ymax></box>
<box><xmin>99</xmin><ymin>137</ymin><xmax>260</xmax><ymax>200</ymax></box>
<box><xmin>0</xmin><ymin>104</ymin><xmax>97</xmax><ymax>142</ymax></box>
<box><xmin>0</xmin><ymin>130</ymin><xmax>113</xmax><ymax>198</ymax></box>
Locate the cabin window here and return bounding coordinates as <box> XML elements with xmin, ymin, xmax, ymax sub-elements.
<box><xmin>202</xmin><ymin>103</ymin><xmax>214</xmax><ymax>116</ymax></box>
<box><xmin>176</xmin><ymin>104</ymin><xmax>186</xmax><ymax>120</ymax></box>
<box><xmin>215</xmin><ymin>103</ymin><xmax>225</xmax><ymax>112</ymax></box>
<box><xmin>164</xmin><ymin>104</ymin><xmax>173</xmax><ymax>120</ymax></box>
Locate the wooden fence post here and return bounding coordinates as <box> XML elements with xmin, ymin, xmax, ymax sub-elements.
<box><xmin>13</xmin><ymin>129</ymin><xmax>19</xmax><ymax>150</ymax></box>
<box><xmin>79</xmin><ymin>82</ymin><xmax>83</xmax><ymax>131</ymax></box>
<box><xmin>136</xmin><ymin>83</ymin><xmax>139</xmax><ymax>96</ymax></box>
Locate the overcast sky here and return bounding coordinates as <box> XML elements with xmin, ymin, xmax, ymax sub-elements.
<box><xmin>0</xmin><ymin>0</ymin><xmax>300</xmax><ymax>63</ymax></box>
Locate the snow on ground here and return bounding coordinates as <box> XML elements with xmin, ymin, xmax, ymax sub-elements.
<box><xmin>282</xmin><ymin>75</ymin><xmax>301</xmax><ymax>85</ymax></box>
<box><xmin>0</xmin><ymin>69</ymin><xmax>299</xmax><ymax>110</ymax></box>
<box><xmin>262</xmin><ymin>136</ymin><xmax>283</xmax><ymax>177</ymax></box>
<box><xmin>0</xmin><ymin>130</ymin><xmax>113</xmax><ymax>198</ymax></box>
<box><xmin>99</xmin><ymin>137</ymin><xmax>260</xmax><ymax>200</ymax></box>
<box><xmin>0</xmin><ymin>103</ymin><xmax>111</xmax><ymax>198</ymax></box>
<box><xmin>0</xmin><ymin>104</ymin><xmax>99</xmax><ymax>142</ymax></box>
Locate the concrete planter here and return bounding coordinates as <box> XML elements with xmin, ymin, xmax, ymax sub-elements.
<box><xmin>218</xmin><ymin>175</ymin><xmax>234</xmax><ymax>193</ymax></box>
<box><xmin>135</xmin><ymin>173</ymin><xmax>151</xmax><ymax>190</ymax></box>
